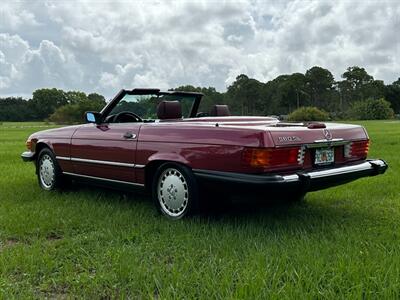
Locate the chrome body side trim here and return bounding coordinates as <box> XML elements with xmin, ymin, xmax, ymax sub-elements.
<box><xmin>62</xmin><ymin>172</ymin><xmax>145</xmax><ymax>187</ymax></box>
<box><xmin>133</xmin><ymin>164</ymin><xmax>146</xmax><ymax>169</ymax></box>
<box><xmin>56</xmin><ymin>156</ymin><xmax>145</xmax><ymax>169</ymax></box>
<box><xmin>71</xmin><ymin>157</ymin><xmax>135</xmax><ymax>168</ymax></box>
<box><xmin>56</xmin><ymin>156</ymin><xmax>70</xmax><ymax>161</ymax></box>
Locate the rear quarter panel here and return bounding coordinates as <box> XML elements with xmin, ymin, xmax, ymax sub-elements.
<box><xmin>135</xmin><ymin>123</ymin><xmax>274</xmax><ymax>183</ymax></box>
<box><xmin>135</xmin><ymin>122</ymin><xmax>369</xmax><ymax>184</ymax></box>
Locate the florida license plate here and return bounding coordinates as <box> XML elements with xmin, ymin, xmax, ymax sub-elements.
<box><xmin>315</xmin><ymin>148</ymin><xmax>334</xmax><ymax>165</ymax></box>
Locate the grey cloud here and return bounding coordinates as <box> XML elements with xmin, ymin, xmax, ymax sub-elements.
<box><xmin>0</xmin><ymin>0</ymin><xmax>399</xmax><ymax>98</ymax></box>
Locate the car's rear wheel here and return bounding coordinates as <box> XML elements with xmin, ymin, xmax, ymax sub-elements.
<box><xmin>152</xmin><ymin>163</ymin><xmax>199</xmax><ymax>219</ymax></box>
<box><xmin>37</xmin><ymin>148</ymin><xmax>64</xmax><ymax>191</ymax></box>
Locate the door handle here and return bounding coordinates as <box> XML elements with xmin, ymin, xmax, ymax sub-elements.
<box><xmin>123</xmin><ymin>132</ymin><xmax>136</xmax><ymax>139</ymax></box>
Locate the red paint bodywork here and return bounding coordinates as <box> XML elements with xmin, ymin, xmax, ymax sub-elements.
<box><xmin>27</xmin><ymin>115</ymin><xmax>369</xmax><ymax>187</ymax></box>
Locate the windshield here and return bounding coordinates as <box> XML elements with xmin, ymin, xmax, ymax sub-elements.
<box><xmin>109</xmin><ymin>93</ymin><xmax>197</xmax><ymax>119</ymax></box>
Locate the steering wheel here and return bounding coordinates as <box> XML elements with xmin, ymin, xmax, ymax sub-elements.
<box><xmin>112</xmin><ymin>111</ymin><xmax>143</xmax><ymax>123</ymax></box>
<box><xmin>196</xmin><ymin>112</ymin><xmax>209</xmax><ymax>117</ymax></box>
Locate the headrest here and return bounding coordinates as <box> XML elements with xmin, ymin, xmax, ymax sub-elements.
<box><xmin>210</xmin><ymin>105</ymin><xmax>231</xmax><ymax>116</ymax></box>
<box><xmin>157</xmin><ymin>101</ymin><xmax>182</xmax><ymax>119</ymax></box>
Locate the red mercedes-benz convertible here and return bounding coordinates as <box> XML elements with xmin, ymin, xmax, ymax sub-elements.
<box><xmin>22</xmin><ymin>88</ymin><xmax>388</xmax><ymax>219</ymax></box>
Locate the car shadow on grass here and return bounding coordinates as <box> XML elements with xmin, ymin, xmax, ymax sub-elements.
<box><xmin>66</xmin><ymin>182</ymin><xmax>377</xmax><ymax>233</ymax></box>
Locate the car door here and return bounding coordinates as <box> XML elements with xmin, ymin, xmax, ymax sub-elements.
<box><xmin>69</xmin><ymin>122</ymin><xmax>141</xmax><ymax>183</ymax></box>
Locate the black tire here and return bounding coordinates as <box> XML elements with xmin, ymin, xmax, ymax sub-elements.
<box><xmin>36</xmin><ymin>148</ymin><xmax>65</xmax><ymax>191</ymax></box>
<box><xmin>152</xmin><ymin>163</ymin><xmax>199</xmax><ymax>220</ymax></box>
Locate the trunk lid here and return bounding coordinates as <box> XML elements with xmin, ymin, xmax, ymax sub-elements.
<box><xmin>214</xmin><ymin>119</ymin><xmax>368</xmax><ymax>146</ymax></box>
<box><xmin>267</xmin><ymin>122</ymin><xmax>368</xmax><ymax>146</ymax></box>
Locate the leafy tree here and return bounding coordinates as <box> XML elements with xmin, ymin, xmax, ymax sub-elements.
<box><xmin>341</xmin><ymin>66</ymin><xmax>375</xmax><ymax>102</ymax></box>
<box><xmin>226</xmin><ymin>74</ymin><xmax>264</xmax><ymax>115</ymax></box>
<box><xmin>305</xmin><ymin>66</ymin><xmax>335</xmax><ymax>108</ymax></box>
<box><xmin>88</xmin><ymin>93</ymin><xmax>107</xmax><ymax>105</ymax></box>
<box><xmin>361</xmin><ymin>80</ymin><xmax>385</xmax><ymax>100</ymax></box>
<box><xmin>349</xmin><ymin>98</ymin><xmax>394</xmax><ymax>120</ymax></box>
<box><xmin>47</xmin><ymin>91</ymin><xmax>106</xmax><ymax>124</ymax></box>
<box><xmin>0</xmin><ymin>97</ymin><xmax>33</xmax><ymax>121</ymax></box>
<box><xmin>287</xmin><ymin>106</ymin><xmax>329</xmax><ymax>121</ymax></box>
<box><xmin>66</xmin><ymin>91</ymin><xmax>88</xmax><ymax>104</ymax></box>
<box><xmin>272</xmin><ymin>73</ymin><xmax>311</xmax><ymax>114</ymax></box>
<box><xmin>49</xmin><ymin>97</ymin><xmax>106</xmax><ymax>124</ymax></box>
<box><xmin>384</xmin><ymin>78</ymin><xmax>400</xmax><ymax>114</ymax></box>
<box><xmin>288</xmin><ymin>73</ymin><xmax>310</xmax><ymax>109</ymax></box>
<box><xmin>335</xmin><ymin>80</ymin><xmax>351</xmax><ymax>112</ymax></box>
<box><xmin>342</xmin><ymin>66</ymin><xmax>374</xmax><ymax>90</ymax></box>
<box><xmin>30</xmin><ymin>88</ymin><xmax>68</xmax><ymax>120</ymax></box>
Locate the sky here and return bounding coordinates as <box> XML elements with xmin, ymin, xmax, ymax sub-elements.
<box><xmin>0</xmin><ymin>0</ymin><xmax>399</xmax><ymax>99</ymax></box>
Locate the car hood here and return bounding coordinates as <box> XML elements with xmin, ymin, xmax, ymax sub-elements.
<box><xmin>29</xmin><ymin>124</ymin><xmax>83</xmax><ymax>140</ymax></box>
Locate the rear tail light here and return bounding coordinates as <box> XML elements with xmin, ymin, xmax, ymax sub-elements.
<box><xmin>345</xmin><ymin>140</ymin><xmax>369</xmax><ymax>159</ymax></box>
<box><xmin>242</xmin><ymin>147</ymin><xmax>301</xmax><ymax>168</ymax></box>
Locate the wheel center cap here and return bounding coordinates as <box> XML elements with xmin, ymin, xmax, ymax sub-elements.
<box><xmin>167</xmin><ymin>184</ymin><xmax>177</xmax><ymax>198</ymax></box>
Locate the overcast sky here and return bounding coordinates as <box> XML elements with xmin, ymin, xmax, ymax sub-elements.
<box><xmin>1</xmin><ymin>0</ymin><xmax>399</xmax><ymax>98</ymax></box>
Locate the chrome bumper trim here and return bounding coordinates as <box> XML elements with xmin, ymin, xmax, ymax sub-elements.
<box><xmin>21</xmin><ymin>151</ymin><xmax>35</xmax><ymax>162</ymax></box>
<box><xmin>193</xmin><ymin>159</ymin><xmax>387</xmax><ymax>193</ymax></box>
<box><xmin>282</xmin><ymin>159</ymin><xmax>387</xmax><ymax>182</ymax></box>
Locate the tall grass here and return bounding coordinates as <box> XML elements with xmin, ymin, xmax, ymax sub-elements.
<box><xmin>0</xmin><ymin>121</ymin><xmax>399</xmax><ymax>298</ymax></box>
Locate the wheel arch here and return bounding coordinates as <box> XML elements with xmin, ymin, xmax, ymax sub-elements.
<box><xmin>35</xmin><ymin>141</ymin><xmax>54</xmax><ymax>158</ymax></box>
<box><xmin>33</xmin><ymin>142</ymin><xmax>54</xmax><ymax>173</ymax></box>
<box><xmin>144</xmin><ymin>157</ymin><xmax>191</xmax><ymax>191</ymax></box>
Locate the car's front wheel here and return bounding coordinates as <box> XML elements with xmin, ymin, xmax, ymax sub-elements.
<box><xmin>152</xmin><ymin>163</ymin><xmax>199</xmax><ymax>219</ymax></box>
<box><xmin>37</xmin><ymin>148</ymin><xmax>64</xmax><ymax>191</ymax></box>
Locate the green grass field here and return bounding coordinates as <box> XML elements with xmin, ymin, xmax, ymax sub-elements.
<box><xmin>0</xmin><ymin>121</ymin><xmax>399</xmax><ymax>299</ymax></box>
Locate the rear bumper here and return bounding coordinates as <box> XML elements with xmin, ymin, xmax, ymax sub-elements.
<box><xmin>21</xmin><ymin>151</ymin><xmax>35</xmax><ymax>162</ymax></box>
<box><xmin>193</xmin><ymin>159</ymin><xmax>388</xmax><ymax>193</ymax></box>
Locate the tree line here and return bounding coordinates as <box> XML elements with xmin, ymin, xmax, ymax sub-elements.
<box><xmin>0</xmin><ymin>89</ymin><xmax>106</xmax><ymax>122</ymax></box>
<box><xmin>188</xmin><ymin>66</ymin><xmax>399</xmax><ymax>119</ymax></box>
<box><xmin>0</xmin><ymin>65</ymin><xmax>399</xmax><ymax>123</ymax></box>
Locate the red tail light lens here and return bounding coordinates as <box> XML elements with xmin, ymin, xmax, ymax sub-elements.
<box><xmin>242</xmin><ymin>147</ymin><xmax>300</xmax><ymax>168</ymax></box>
<box><xmin>348</xmin><ymin>140</ymin><xmax>369</xmax><ymax>158</ymax></box>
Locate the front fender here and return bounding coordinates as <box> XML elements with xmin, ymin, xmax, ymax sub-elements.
<box><xmin>35</xmin><ymin>139</ymin><xmax>55</xmax><ymax>153</ymax></box>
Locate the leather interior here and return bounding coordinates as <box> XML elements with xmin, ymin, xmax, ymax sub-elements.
<box><xmin>210</xmin><ymin>105</ymin><xmax>231</xmax><ymax>116</ymax></box>
<box><xmin>157</xmin><ymin>101</ymin><xmax>182</xmax><ymax>119</ymax></box>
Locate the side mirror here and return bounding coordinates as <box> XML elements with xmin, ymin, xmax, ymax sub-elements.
<box><xmin>85</xmin><ymin>111</ymin><xmax>101</xmax><ymax>124</ymax></box>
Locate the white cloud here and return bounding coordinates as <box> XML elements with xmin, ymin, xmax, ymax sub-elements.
<box><xmin>0</xmin><ymin>0</ymin><xmax>399</xmax><ymax>98</ymax></box>
<box><xmin>0</xmin><ymin>2</ymin><xmax>39</xmax><ymax>31</ymax></box>
<box><xmin>0</xmin><ymin>33</ymin><xmax>82</xmax><ymax>94</ymax></box>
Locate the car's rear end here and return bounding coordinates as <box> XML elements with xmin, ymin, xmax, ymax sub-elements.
<box><xmin>193</xmin><ymin>121</ymin><xmax>387</xmax><ymax>198</ymax></box>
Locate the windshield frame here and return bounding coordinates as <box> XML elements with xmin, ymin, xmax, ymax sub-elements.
<box><xmin>100</xmin><ymin>89</ymin><xmax>203</xmax><ymax>122</ymax></box>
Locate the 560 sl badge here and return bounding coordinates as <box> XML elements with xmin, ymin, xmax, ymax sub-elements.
<box><xmin>278</xmin><ymin>136</ymin><xmax>302</xmax><ymax>142</ymax></box>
